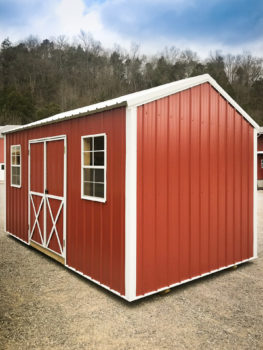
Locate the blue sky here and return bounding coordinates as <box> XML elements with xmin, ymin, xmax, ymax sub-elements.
<box><xmin>0</xmin><ymin>0</ymin><xmax>262</xmax><ymax>57</ymax></box>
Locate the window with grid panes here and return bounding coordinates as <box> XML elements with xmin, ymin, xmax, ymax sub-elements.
<box><xmin>11</xmin><ymin>145</ymin><xmax>21</xmax><ymax>187</ymax></box>
<box><xmin>81</xmin><ymin>134</ymin><xmax>106</xmax><ymax>201</ymax></box>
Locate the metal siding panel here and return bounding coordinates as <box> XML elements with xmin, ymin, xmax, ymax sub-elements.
<box><xmin>136</xmin><ymin>83</ymin><xmax>255</xmax><ymax>297</ymax></box>
<box><xmin>241</xmin><ymin>120</ymin><xmax>249</xmax><ymax>260</ymax></box>
<box><xmin>225</xmin><ymin>105</ymin><xmax>235</xmax><ymax>266</ymax></box>
<box><xmin>234</xmin><ymin>111</ymin><xmax>242</xmax><ymax>263</ymax></box>
<box><xmin>189</xmin><ymin>86</ymin><xmax>201</xmax><ymax>276</ymax></box>
<box><xmin>5</xmin><ymin>107</ymin><xmax>126</xmax><ymax>296</ymax></box>
<box><xmin>156</xmin><ymin>98</ymin><xmax>168</xmax><ymax>288</ymax></box>
<box><xmin>167</xmin><ymin>94</ymin><xmax>180</xmax><ymax>284</ymax></box>
<box><xmin>141</xmin><ymin>102</ymin><xmax>157</xmax><ymax>294</ymax></box>
<box><xmin>218</xmin><ymin>96</ymin><xmax>227</xmax><ymax>268</ymax></box>
<box><xmin>179</xmin><ymin>90</ymin><xmax>191</xmax><ymax>281</ymax></box>
<box><xmin>209</xmin><ymin>87</ymin><xmax>219</xmax><ymax>270</ymax></box>
<box><xmin>200</xmin><ymin>84</ymin><xmax>210</xmax><ymax>273</ymax></box>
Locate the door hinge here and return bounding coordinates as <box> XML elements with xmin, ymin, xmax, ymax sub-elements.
<box><xmin>64</xmin><ymin>146</ymin><xmax>66</xmax><ymax>154</ymax></box>
<box><xmin>28</xmin><ymin>149</ymin><xmax>30</xmax><ymax>156</ymax></box>
<box><xmin>63</xmin><ymin>239</ymin><xmax>65</xmax><ymax>247</ymax></box>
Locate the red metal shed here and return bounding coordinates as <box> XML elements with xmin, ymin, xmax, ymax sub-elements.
<box><xmin>3</xmin><ymin>74</ymin><xmax>258</xmax><ymax>301</ymax></box>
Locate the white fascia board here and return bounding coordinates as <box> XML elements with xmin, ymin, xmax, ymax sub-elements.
<box><xmin>206</xmin><ymin>75</ymin><xmax>259</xmax><ymax>129</ymax></box>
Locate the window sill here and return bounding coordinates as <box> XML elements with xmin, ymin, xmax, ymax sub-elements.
<box><xmin>11</xmin><ymin>184</ymin><xmax>22</xmax><ymax>188</ymax></box>
<box><xmin>81</xmin><ymin>195</ymin><xmax>106</xmax><ymax>203</ymax></box>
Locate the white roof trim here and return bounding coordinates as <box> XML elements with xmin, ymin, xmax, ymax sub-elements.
<box><xmin>3</xmin><ymin>74</ymin><xmax>259</xmax><ymax>134</ymax></box>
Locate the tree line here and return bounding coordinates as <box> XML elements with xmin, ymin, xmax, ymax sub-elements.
<box><xmin>0</xmin><ymin>33</ymin><xmax>262</xmax><ymax>126</ymax></box>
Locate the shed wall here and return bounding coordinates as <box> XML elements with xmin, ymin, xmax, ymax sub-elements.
<box><xmin>137</xmin><ymin>83</ymin><xmax>254</xmax><ymax>296</ymax></box>
<box><xmin>6</xmin><ymin>107</ymin><xmax>126</xmax><ymax>295</ymax></box>
<box><xmin>258</xmin><ymin>134</ymin><xmax>263</xmax><ymax>151</ymax></box>
<box><xmin>0</xmin><ymin>138</ymin><xmax>4</xmax><ymax>163</ymax></box>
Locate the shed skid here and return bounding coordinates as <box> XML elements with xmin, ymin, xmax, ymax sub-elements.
<box><xmin>4</xmin><ymin>74</ymin><xmax>258</xmax><ymax>302</ymax></box>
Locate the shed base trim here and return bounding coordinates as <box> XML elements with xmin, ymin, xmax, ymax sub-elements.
<box><xmin>135</xmin><ymin>257</ymin><xmax>256</xmax><ymax>301</ymax></box>
<box><xmin>6</xmin><ymin>230</ymin><xmax>256</xmax><ymax>302</ymax></box>
<box><xmin>30</xmin><ymin>240</ymin><xmax>65</xmax><ymax>265</ymax></box>
<box><xmin>7</xmin><ymin>231</ymin><xmax>29</xmax><ymax>245</ymax></box>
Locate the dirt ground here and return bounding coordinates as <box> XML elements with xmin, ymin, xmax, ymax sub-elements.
<box><xmin>0</xmin><ymin>183</ymin><xmax>262</xmax><ymax>350</ymax></box>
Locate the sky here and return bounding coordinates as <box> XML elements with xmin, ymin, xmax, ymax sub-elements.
<box><xmin>0</xmin><ymin>0</ymin><xmax>263</xmax><ymax>58</ymax></box>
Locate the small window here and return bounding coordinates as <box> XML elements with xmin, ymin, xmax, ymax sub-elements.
<box><xmin>81</xmin><ymin>134</ymin><xmax>106</xmax><ymax>202</ymax></box>
<box><xmin>1</xmin><ymin>164</ymin><xmax>4</xmax><ymax>170</ymax></box>
<box><xmin>261</xmin><ymin>159</ymin><xmax>263</xmax><ymax>169</ymax></box>
<box><xmin>11</xmin><ymin>145</ymin><xmax>21</xmax><ymax>187</ymax></box>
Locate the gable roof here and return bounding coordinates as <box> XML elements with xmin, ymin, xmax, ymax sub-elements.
<box><xmin>3</xmin><ymin>74</ymin><xmax>259</xmax><ymax>134</ymax></box>
<box><xmin>0</xmin><ymin>125</ymin><xmax>20</xmax><ymax>137</ymax></box>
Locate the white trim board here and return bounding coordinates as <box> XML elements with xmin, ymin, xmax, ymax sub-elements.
<box><xmin>125</xmin><ymin>106</ymin><xmax>137</xmax><ymax>301</ymax></box>
<box><xmin>3</xmin><ymin>74</ymin><xmax>259</xmax><ymax>135</ymax></box>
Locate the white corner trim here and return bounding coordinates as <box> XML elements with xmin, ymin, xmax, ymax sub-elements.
<box><xmin>253</xmin><ymin>128</ymin><xmax>258</xmax><ymax>258</ymax></box>
<box><xmin>125</xmin><ymin>106</ymin><xmax>137</xmax><ymax>301</ymax></box>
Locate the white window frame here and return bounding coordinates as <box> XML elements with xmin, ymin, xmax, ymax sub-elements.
<box><xmin>81</xmin><ymin>133</ymin><xmax>107</xmax><ymax>203</ymax></box>
<box><xmin>10</xmin><ymin>144</ymin><xmax>22</xmax><ymax>188</ymax></box>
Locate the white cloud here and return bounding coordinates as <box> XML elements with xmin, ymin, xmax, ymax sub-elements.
<box><xmin>0</xmin><ymin>0</ymin><xmax>262</xmax><ymax>59</ymax></box>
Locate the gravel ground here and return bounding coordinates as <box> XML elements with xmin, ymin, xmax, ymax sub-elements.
<box><xmin>0</xmin><ymin>183</ymin><xmax>262</xmax><ymax>350</ymax></box>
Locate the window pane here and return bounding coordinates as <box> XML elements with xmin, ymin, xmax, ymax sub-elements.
<box><xmin>95</xmin><ymin>183</ymin><xmax>104</xmax><ymax>198</ymax></box>
<box><xmin>84</xmin><ymin>182</ymin><xmax>93</xmax><ymax>196</ymax></box>
<box><xmin>94</xmin><ymin>151</ymin><xmax>104</xmax><ymax>166</ymax></box>
<box><xmin>94</xmin><ymin>136</ymin><xmax>104</xmax><ymax>151</ymax></box>
<box><xmin>1</xmin><ymin>164</ymin><xmax>4</xmax><ymax>170</ymax></box>
<box><xmin>83</xmin><ymin>168</ymin><xmax>94</xmax><ymax>182</ymax></box>
<box><xmin>12</xmin><ymin>173</ymin><xmax>16</xmax><ymax>185</ymax></box>
<box><xmin>16</xmin><ymin>154</ymin><xmax>20</xmax><ymax>165</ymax></box>
<box><xmin>12</xmin><ymin>172</ymin><xmax>20</xmax><ymax>186</ymax></box>
<box><xmin>12</xmin><ymin>167</ymin><xmax>19</xmax><ymax>176</ymax></box>
<box><xmin>11</xmin><ymin>155</ymin><xmax>16</xmax><ymax>165</ymax></box>
<box><xmin>83</xmin><ymin>138</ymin><xmax>92</xmax><ymax>151</ymax></box>
<box><xmin>95</xmin><ymin>169</ymin><xmax>104</xmax><ymax>183</ymax></box>
<box><xmin>83</xmin><ymin>152</ymin><xmax>93</xmax><ymax>166</ymax></box>
<box><xmin>11</xmin><ymin>147</ymin><xmax>21</xmax><ymax>165</ymax></box>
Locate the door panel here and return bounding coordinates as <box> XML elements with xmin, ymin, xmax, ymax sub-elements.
<box><xmin>30</xmin><ymin>142</ymin><xmax>44</xmax><ymax>193</ymax></box>
<box><xmin>46</xmin><ymin>197</ymin><xmax>64</xmax><ymax>255</ymax></box>
<box><xmin>29</xmin><ymin>142</ymin><xmax>44</xmax><ymax>245</ymax></box>
<box><xmin>30</xmin><ymin>194</ymin><xmax>44</xmax><ymax>244</ymax></box>
<box><xmin>29</xmin><ymin>137</ymin><xmax>66</xmax><ymax>258</ymax></box>
<box><xmin>46</xmin><ymin>140</ymin><xmax>64</xmax><ymax>197</ymax></box>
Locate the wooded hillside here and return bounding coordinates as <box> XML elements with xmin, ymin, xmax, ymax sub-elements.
<box><xmin>0</xmin><ymin>34</ymin><xmax>262</xmax><ymax>126</ymax></box>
